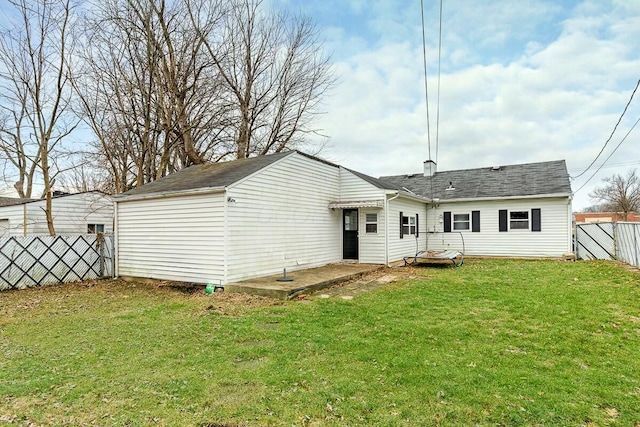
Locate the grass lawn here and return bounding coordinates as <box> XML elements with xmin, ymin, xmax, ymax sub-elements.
<box><xmin>1</xmin><ymin>259</ymin><xmax>639</xmax><ymax>426</ymax></box>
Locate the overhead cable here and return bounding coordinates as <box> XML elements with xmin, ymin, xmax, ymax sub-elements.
<box><xmin>572</xmin><ymin>78</ymin><xmax>640</xmax><ymax>179</ymax></box>
<box><xmin>573</xmin><ymin>115</ymin><xmax>640</xmax><ymax>194</ymax></box>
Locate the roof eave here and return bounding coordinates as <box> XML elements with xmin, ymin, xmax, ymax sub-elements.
<box><xmin>385</xmin><ymin>189</ymin><xmax>431</xmax><ymax>203</ymax></box>
<box><xmin>434</xmin><ymin>192</ymin><xmax>572</xmax><ymax>204</ymax></box>
<box><xmin>114</xmin><ymin>186</ymin><xmax>227</xmax><ymax>203</ymax></box>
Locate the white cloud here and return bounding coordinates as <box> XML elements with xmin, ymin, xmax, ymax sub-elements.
<box><xmin>300</xmin><ymin>0</ymin><xmax>640</xmax><ymax>210</ymax></box>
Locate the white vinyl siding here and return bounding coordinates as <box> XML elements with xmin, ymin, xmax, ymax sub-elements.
<box><xmin>359</xmin><ymin>208</ymin><xmax>385</xmax><ymax>264</ymax></box>
<box><xmin>117</xmin><ymin>193</ymin><xmax>225</xmax><ymax>283</ymax></box>
<box><xmin>0</xmin><ymin>219</ymin><xmax>8</xmax><ymax>237</ymax></box>
<box><xmin>0</xmin><ymin>192</ymin><xmax>113</xmax><ymax>236</ymax></box>
<box><xmin>427</xmin><ymin>197</ymin><xmax>571</xmax><ymax>257</ymax></box>
<box><xmin>339</xmin><ymin>168</ymin><xmax>386</xmax><ymax>201</ymax></box>
<box><xmin>387</xmin><ymin>196</ymin><xmax>428</xmax><ymax>262</ymax></box>
<box><xmin>226</xmin><ymin>153</ymin><xmax>342</xmax><ymax>282</ymax></box>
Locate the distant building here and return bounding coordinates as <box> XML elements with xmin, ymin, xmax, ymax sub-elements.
<box><xmin>574</xmin><ymin>212</ymin><xmax>640</xmax><ymax>224</ymax></box>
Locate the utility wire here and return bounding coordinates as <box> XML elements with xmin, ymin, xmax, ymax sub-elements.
<box><xmin>435</xmin><ymin>0</ymin><xmax>443</xmax><ymax>165</ymax></box>
<box><xmin>420</xmin><ymin>0</ymin><xmax>431</xmax><ymax>161</ymax></box>
<box><xmin>572</xmin><ymin>78</ymin><xmax>640</xmax><ymax>179</ymax></box>
<box><xmin>574</xmin><ymin>115</ymin><xmax>640</xmax><ymax>194</ymax></box>
<box><xmin>569</xmin><ymin>159</ymin><xmax>640</xmax><ymax>174</ymax></box>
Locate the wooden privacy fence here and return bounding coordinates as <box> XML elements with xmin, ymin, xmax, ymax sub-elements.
<box><xmin>0</xmin><ymin>233</ymin><xmax>114</xmax><ymax>291</ymax></box>
<box><xmin>575</xmin><ymin>222</ymin><xmax>640</xmax><ymax>268</ymax></box>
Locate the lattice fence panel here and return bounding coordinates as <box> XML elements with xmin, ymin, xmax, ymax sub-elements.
<box><xmin>575</xmin><ymin>223</ymin><xmax>615</xmax><ymax>261</ymax></box>
<box><xmin>0</xmin><ymin>234</ymin><xmax>113</xmax><ymax>290</ymax></box>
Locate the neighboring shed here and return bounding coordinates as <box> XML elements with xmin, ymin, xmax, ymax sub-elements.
<box><xmin>0</xmin><ymin>191</ymin><xmax>114</xmax><ymax>237</ymax></box>
<box><xmin>381</xmin><ymin>160</ymin><xmax>573</xmax><ymax>257</ymax></box>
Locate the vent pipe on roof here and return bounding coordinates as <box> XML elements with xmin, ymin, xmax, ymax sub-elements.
<box><xmin>424</xmin><ymin>160</ymin><xmax>436</xmax><ymax>177</ymax></box>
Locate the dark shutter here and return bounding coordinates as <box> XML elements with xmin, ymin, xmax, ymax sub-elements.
<box><xmin>443</xmin><ymin>211</ymin><xmax>451</xmax><ymax>233</ymax></box>
<box><xmin>499</xmin><ymin>210</ymin><xmax>508</xmax><ymax>232</ymax></box>
<box><xmin>416</xmin><ymin>214</ymin><xmax>419</xmax><ymax>237</ymax></box>
<box><xmin>399</xmin><ymin>211</ymin><xmax>403</xmax><ymax>239</ymax></box>
<box><xmin>532</xmin><ymin>208</ymin><xmax>541</xmax><ymax>232</ymax></box>
<box><xmin>472</xmin><ymin>210</ymin><xmax>480</xmax><ymax>232</ymax></box>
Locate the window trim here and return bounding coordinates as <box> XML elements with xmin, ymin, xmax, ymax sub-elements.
<box><xmin>365</xmin><ymin>213</ymin><xmax>378</xmax><ymax>234</ymax></box>
<box><xmin>509</xmin><ymin>210</ymin><xmax>530</xmax><ymax>230</ymax></box>
<box><xmin>87</xmin><ymin>223</ymin><xmax>105</xmax><ymax>234</ymax></box>
<box><xmin>453</xmin><ymin>213</ymin><xmax>470</xmax><ymax>231</ymax></box>
<box><xmin>400</xmin><ymin>212</ymin><xmax>418</xmax><ymax>237</ymax></box>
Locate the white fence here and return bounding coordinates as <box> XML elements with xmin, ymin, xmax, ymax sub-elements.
<box><xmin>575</xmin><ymin>222</ymin><xmax>640</xmax><ymax>268</ymax></box>
<box><xmin>0</xmin><ymin>233</ymin><xmax>114</xmax><ymax>291</ymax></box>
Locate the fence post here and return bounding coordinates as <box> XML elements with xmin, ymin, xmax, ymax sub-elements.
<box><xmin>613</xmin><ymin>222</ymin><xmax>618</xmax><ymax>260</ymax></box>
<box><xmin>635</xmin><ymin>224</ymin><xmax>639</xmax><ymax>268</ymax></box>
<box><xmin>98</xmin><ymin>232</ymin><xmax>105</xmax><ymax>277</ymax></box>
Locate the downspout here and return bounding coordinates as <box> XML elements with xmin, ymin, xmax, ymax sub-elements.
<box><xmin>114</xmin><ymin>200</ymin><xmax>119</xmax><ymax>277</ymax></box>
<box><xmin>223</xmin><ymin>189</ymin><xmax>228</xmax><ymax>286</ymax></box>
<box><xmin>567</xmin><ymin>195</ymin><xmax>573</xmax><ymax>255</ymax></box>
<box><xmin>385</xmin><ymin>191</ymin><xmax>400</xmax><ymax>266</ymax></box>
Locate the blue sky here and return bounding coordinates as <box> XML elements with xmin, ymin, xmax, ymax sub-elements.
<box><xmin>272</xmin><ymin>0</ymin><xmax>640</xmax><ymax>210</ymax></box>
<box><xmin>1</xmin><ymin>0</ymin><xmax>638</xmax><ymax>210</ymax></box>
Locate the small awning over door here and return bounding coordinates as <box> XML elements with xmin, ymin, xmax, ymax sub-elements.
<box><xmin>328</xmin><ymin>200</ymin><xmax>383</xmax><ymax>209</ymax></box>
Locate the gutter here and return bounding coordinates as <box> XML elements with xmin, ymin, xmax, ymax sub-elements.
<box><xmin>113</xmin><ymin>186</ymin><xmax>226</xmax><ymax>203</ymax></box>
<box><xmin>435</xmin><ymin>192</ymin><xmax>572</xmax><ymax>204</ymax></box>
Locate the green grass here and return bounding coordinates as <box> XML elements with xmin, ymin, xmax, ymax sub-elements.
<box><xmin>1</xmin><ymin>259</ymin><xmax>640</xmax><ymax>426</ymax></box>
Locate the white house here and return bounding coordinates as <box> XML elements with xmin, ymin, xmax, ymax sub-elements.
<box><xmin>381</xmin><ymin>160</ymin><xmax>573</xmax><ymax>258</ymax></box>
<box><xmin>0</xmin><ymin>191</ymin><xmax>114</xmax><ymax>237</ymax></box>
<box><xmin>113</xmin><ymin>151</ymin><xmax>572</xmax><ymax>285</ymax></box>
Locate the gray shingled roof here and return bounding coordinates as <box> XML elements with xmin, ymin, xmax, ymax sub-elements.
<box><xmin>344</xmin><ymin>168</ymin><xmax>400</xmax><ymax>191</ymax></box>
<box><xmin>380</xmin><ymin>160</ymin><xmax>571</xmax><ymax>201</ymax></box>
<box><xmin>0</xmin><ymin>196</ymin><xmax>37</xmax><ymax>207</ymax></box>
<box><xmin>119</xmin><ymin>151</ymin><xmax>308</xmax><ymax>197</ymax></box>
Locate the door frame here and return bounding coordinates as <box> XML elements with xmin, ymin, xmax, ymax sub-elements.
<box><xmin>342</xmin><ymin>209</ymin><xmax>359</xmax><ymax>260</ymax></box>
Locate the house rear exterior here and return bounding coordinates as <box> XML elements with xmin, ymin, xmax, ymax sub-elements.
<box><xmin>382</xmin><ymin>160</ymin><xmax>573</xmax><ymax>258</ymax></box>
<box><xmin>114</xmin><ymin>152</ymin><xmax>572</xmax><ymax>285</ymax></box>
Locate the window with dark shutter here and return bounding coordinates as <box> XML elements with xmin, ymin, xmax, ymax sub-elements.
<box><xmin>532</xmin><ymin>208</ymin><xmax>541</xmax><ymax>232</ymax></box>
<box><xmin>443</xmin><ymin>211</ymin><xmax>452</xmax><ymax>232</ymax></box>
<box><xmin>499</xmin><ymin>210</ymin><xmax>508</xmax><ymax>232</ymax></box>
<box><xmin>416</xmin><ymin>214</ymin><xmax>419</xmax><ymax>237</ymax></box>
<box><xmin>472</xmin><ymin>211</ymin><xmax>480</xmax><ymax>232</ymax></box>
<box><xmin>399</xmin><ymin>211</ymin><xmax>403</xmax><ymax>238</ymax></box>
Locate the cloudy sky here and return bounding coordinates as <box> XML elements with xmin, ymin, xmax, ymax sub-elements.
<box><xmin>272</xmin><ymin>0</ymin><xmax>640</xmax><ymax>211</ymax></box>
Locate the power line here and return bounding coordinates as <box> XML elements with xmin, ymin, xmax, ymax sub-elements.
<box><xmin>573</xmin><ymin>115</ymin><xmax>640</xmax><ymax>194</ymax></box>
<box><xmin>572</xmin><ymin>78</ymin><xmax>640</xmax><ymax>179</ymax></box>
<box><xmin>569</xmin><ymin>159</ymin><xmax>640</xmax><ymax>174</ymax></box>
<box><xmin>435</xmin><ymin>0</ymin><xmax>443</xmax><ymax>165</ymax></box>
<box><xmin>420</xmin><ymin>0</ymin><xmax>431</xmax><ymax>161</ymax></box>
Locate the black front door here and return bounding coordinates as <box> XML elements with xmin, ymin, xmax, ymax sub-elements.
<box><xmin>343</xmin><ymin>209</ymin><xmax>358</xmax><ymax>260</ymax></box>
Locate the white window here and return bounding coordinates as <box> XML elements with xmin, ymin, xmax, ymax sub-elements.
<box><xmin>402</xmin><ymin>215</ymin><xmax>416</xmax><ymax>235</ymax></box>
<box><xmin>365</xmin><ymin>213</ymin><xmax>378</xmax><ymax>233</ymax></box>
<box><xmin>453</xmin><ymin>213</ymin><xmax>470</xmax><ymax>230</ymax></box>
<box><xmin>510</xmin><ymin>211</ymin><xmax>529</xmax><ymax>229</ymax></box>
<box><xmin>87</xmin><ymin>224</ymin><xmax>105</xmax><ymax>234</ymax></box>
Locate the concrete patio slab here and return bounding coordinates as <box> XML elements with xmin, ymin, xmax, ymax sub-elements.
<box><xmin>223</xmin><ymin>263</ymin><xmax>384</xmax><ymax>299</ymax></box>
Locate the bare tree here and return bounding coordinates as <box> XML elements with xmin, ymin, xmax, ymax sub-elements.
<box><xmin>194</xmin><ymin>0</ymin><xmax>334</xmax><ymax>159</ymax></box>
<box><xmin>73</xmin><ymin>0</ymin><xmax>333</xmax><ymax>193</ymax></box>
<box><xmin>0</xmin><ymin>0</ymin><xmax>79</xmax><ymax>235</ymax></box>
<box><xmin>74</xmin><ymin>0</ymin><xmax>229</xmax><ymax>192</ymax></box>
<box><xmin>589</xmin><ymin>169</ymin><xmax>640</xmax><ymax>219</ymax></box>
